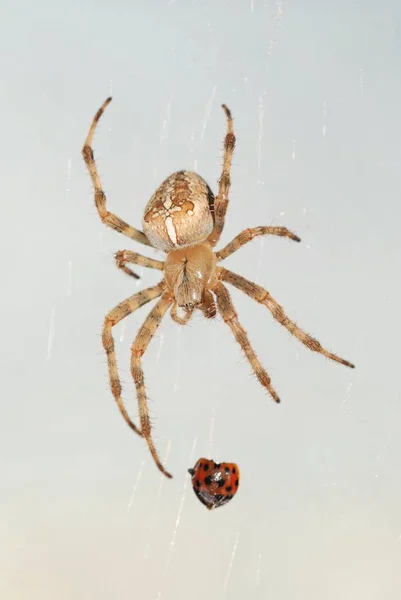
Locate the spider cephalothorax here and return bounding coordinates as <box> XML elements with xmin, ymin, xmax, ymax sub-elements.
<box><xmin>82</xmin><ymin>97</ymin><xmax>355</xmax><ymax>479</ymax></box>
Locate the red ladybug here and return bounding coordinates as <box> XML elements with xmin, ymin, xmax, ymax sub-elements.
<box><xmin>188</xmin><ymin>458</ymin><xmax>240</xmax><ymax>510</ymax></box>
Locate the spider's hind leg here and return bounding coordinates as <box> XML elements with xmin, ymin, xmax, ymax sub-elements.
<box><xmin>82</xmin><ymin>97</ymin><xmax>152</xmax><ymax>247</ymax></box>
<box><xmin>208</xmin><ymin>104</ymin><xmax>236</xmax><ymax>247</ymax></box>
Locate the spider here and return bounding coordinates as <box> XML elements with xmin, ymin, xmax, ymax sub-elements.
<box><xmin>82</xmin><ymin>97</ymin><xmax>355</xmax><ymax>479</ymax></box>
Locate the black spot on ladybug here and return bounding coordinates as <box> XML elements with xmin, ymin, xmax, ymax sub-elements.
<box><xmin>196</xmin><ymin>480</ymin><xmax>201</xmax><ymax>487</ymax></box>
<box><xmin>232</xmin><ymin>467</ymin><xmax>236</xmax><ymax>474</ymax></box>
<box><xmin>205</xmin><ymin>475</ymin><xmax>212</xmax><ymax>486</ymax></box>
<box><xmin>226</xmin><ymin>486</ymin><xmax>232</xmax><ymax>493</ymax></box>
<box><xmin>203</xmin><ymin>463</ymin><xmax>210</xmax><ymax>471</ymax></box>
<box><xmin>235</xmin><ymin>479</ymin><xmax>239</xmax><ymax>487</ymax></box>
<box><xmin>224</xmin><ymin>466</ymin><xmax>230</xmax><ymax>475</ymax></box>
<box><xmin>218</xmin><ymin>479</ymin><xmax>225</xmax><ymax>488</ymax></box>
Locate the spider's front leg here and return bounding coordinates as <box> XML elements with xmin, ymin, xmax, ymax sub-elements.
<box><xmin>220</xmin><ymin>268</ymin><xmax>355</xmax><ymax>369</ymax></box>
<box><xmin>102</xmin><ymin>282</ymin><xmax>165</xmax><ymax>435</ymax></box>
<box><xmin>213</xmin><ymin>281</ymin><xmax>281</xmax><ymax>403</ymax></box>
<box><xmin>131</xmin><ymin>293</ymin><xmax>173</xmax><ymax>478</ymax></box>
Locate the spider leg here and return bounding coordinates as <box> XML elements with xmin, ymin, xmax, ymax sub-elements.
<box><xmin>131</xmin><ymin>293</ymin><xmax>173</xmax><ymax>478</ymax></box>
<box><xmin>102</xmin><ymin>282</ymin><xmax>165</xmax><ymax>435</ymax></box>
<box><xmin>213</xmin><ymin>282</ymin><xmax>280</xmax><ymax>403</ymax></box>
<box><xmin>115</xmin><ymin>250</ymin><xmax>164</xmax><ymax>279</ymax></box>
<box><xmin>220</xmin><ymin>267</ymin><xmax>355</xmax><ymax>369</ymax></box>
<box><xmin>216</xmin><ymin>226</ymin><xmax>300</xmax><ymax>261</ymax></box>
<box><xmin>208</xmin><ymin>104</ymin><xmax>236</xmax><ymax>247</ymax></box>
<box><xmin>82</xmin><ymin>97</ymin><xmax>152</xmax><ymax>247</ymax></box>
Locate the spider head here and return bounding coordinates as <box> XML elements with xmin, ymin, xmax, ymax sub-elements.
<box><xmin>164</xmin><ymin>243</ymin><xmax>218</xmax><ymax>313</ymax></box>
<box><xmin>174</xmin><ymin>275</ymin><xmax>203</xmax><ymax>310</ymax></box>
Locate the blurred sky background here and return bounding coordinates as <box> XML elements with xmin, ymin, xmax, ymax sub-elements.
<box><xmin>1</xmin><ymin>1</ymin><xmax>401</xmax><ymax>598</ymax></box>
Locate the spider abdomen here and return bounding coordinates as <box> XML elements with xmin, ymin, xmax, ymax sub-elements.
<box><xmin>142</xmin><ymin>171</ymin><xmax>215</xmax><ymax>252</ymax></box>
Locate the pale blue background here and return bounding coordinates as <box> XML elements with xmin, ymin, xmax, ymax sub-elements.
<box><xmin>1</xmin><ymin>1</ymin><xmax>401</xmax><ymax>598</ymax></box>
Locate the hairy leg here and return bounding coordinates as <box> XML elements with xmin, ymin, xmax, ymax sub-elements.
<box><xmin>115</xmin><ymin>250</ymin><xmax>164</xmax><ymax>279</ymax></box>
<box><xmin>82</xmin><ymin>97</ymin><xmax>152</xmax><ymax>247</ymax></box>
<box><xmin>102</xmin><ymin>282</ymin><xmax>165</xmax><ymax>435</ymax></box>
<box><xmin>208</xmin><ymin>104</ymin><xmax>236</xmax><ymax>246</ymax></box>
<box><xmin>213</xmin><ymin>282</ymin><xmax>280</xmax><ymax>403</ymax></box>
<box><xmin>220</xmin><ymin>268</ymin><xmax>355</xmax><ymax>368</ymax></box>
<box><xmin>131</xmin><ymin>293</ymin><xmax>173</xmax><ymax>478</ymax></box>
<box><xmin>216</xmin><ymin>226</ymin><xmax>300</xmax><ymax>261</ymax></box>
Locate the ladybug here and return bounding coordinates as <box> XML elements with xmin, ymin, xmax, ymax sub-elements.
<box><xmin>188</xmin><ymin>458</ymin><xmax>240</xmax><ymax>510</ymax></box>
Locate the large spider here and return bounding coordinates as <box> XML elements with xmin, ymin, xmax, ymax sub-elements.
<box><xmin>82</xmin><ymin>98</ymin><xmax>355</xmax><ymax>479</ymax></box>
